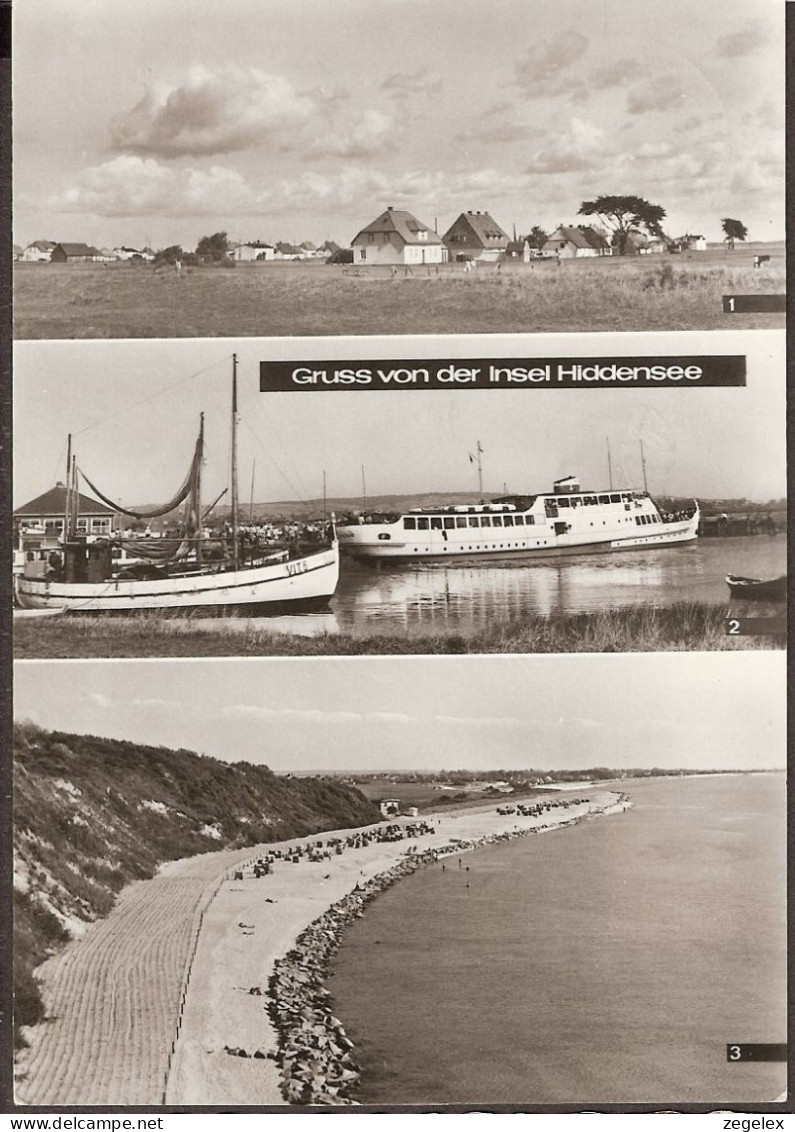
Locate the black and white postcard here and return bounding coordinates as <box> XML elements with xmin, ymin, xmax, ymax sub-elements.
<box><xmin>7</xmin><ymin>0</ymin><xmax>788</xmax><ymax>1118</ymax></box>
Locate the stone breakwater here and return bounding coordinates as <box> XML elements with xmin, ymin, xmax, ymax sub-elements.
<box><xmin>265</xmin><ymin>794</ymin><xmax>625</xmax><ymax>1105</ymax></box>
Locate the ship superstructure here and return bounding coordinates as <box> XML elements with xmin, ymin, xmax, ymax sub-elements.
<box><xmin>337</xmin><ymin>476</ymin><xmax>699</xmax><ymax>563</ymax></box>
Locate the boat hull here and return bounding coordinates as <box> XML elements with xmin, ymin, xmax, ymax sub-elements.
<box><xmin>338</xmin><ymin>519</ymin><xmax>699</xmax><ymax>565</ymax></box>
<box><xmin>726</xmin><ymin>574</ymin><xmax>787</xmax><ymax>602</ymax></box>
<box><xmin>15</xmin><ymin>546</ymin><xmax>340</xmax><ymax>615</ymax></box>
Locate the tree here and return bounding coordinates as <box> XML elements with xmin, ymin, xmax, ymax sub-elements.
<box><xmin>578</xmin><ymin>195</ymin><xmax>667</xmax><ymax>255</ymax></box>
<box><xmin>195</xmin><ymin>231</ymin><xmax>231</xmax><ymax>262</ymax></box>
<box><xmin>721</xmin><ymin>218</ymin><xmax>748</xmax><ymax>250</ymax></box>
<box><xmin>153</xmin><ymin>244</ymin><xmax>185</xmax><ymax>266</ymax></box>
<box><xmin>525</xmin><ymin>226</ymin><xmax>549</xmax><ymax>250</ymax></box>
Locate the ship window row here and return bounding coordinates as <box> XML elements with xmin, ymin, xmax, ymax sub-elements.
<box><xmin>403</xmin><ymin>514</ymin><xmax>536</xmax><ymax>531</ymax></box>
<box><xmin>635</xmin><ymin>514</ymin><xmax>660</xmax><ymax>526</ymax></box>
<box><xmin>556</xmin><ymin>492</ymin><xmax>629</xmax><ymax>507</ymax></box>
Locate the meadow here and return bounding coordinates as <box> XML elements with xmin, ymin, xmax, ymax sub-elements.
<box><xmin>13</xmin><ymin>244</ymin><xmax>785</xmax><ymax>338</ymax></box>
<box><xmin>12</xmin><ymin>601</ymin><xmax>783</xmax><ymax>659</ymax></box>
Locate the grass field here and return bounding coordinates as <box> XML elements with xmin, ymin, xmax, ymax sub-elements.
<box><xmin>13</xmin><ymin>602</ymin><xmax>783</xmax><ymax>659</ymax></box>
<box><xmin>14</xmin><ymin>244</ymin><xmax>785</xmax><ymax>338</ymax></box>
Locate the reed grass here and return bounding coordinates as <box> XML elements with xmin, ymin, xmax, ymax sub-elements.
<box><xmin>13</xmin><ymin>602</ymin><xmax>783</xmax><ymax>658</ymax></box>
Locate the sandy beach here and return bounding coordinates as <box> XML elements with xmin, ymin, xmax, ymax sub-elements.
<box><xmin>16</xmin><ymin>791</ymin><xmax>624</xmax><ymax>1106</ymax></box>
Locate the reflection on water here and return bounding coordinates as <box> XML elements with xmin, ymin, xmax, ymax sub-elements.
<box><xmin>333</xmin><ymin>535</ymin><xmax>786</xmax><ymax>637</ymax></box>
<box><xmin>203</xmin><ymin>536</ymin><xmax>785</xmax><ymax>638</ymax></box>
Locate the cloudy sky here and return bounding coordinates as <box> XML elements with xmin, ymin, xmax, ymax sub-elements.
<box><xmin>13</xmin><ymin>653</ymin><xmax>786</xmax><ymax>773</ymax></box>
<box><xmin>13</xmin><ymin>331</ymin><xmax>785</xmax><ymax>508</ymax></box>
<box><xmin>13</xmin><ymin>0</ymin><xmax>784</xmax><ymax>250</ymax></box>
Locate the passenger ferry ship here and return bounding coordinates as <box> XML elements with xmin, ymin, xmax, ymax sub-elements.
<box><xmin>337</xmin><ymin>476</ymin><xmax>699</xmax><ymax>564</ymax></box>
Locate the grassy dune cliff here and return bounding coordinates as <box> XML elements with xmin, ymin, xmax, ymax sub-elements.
<box><xmin>13</xmin><ymin>722</ymin><xmax>381</xmax><ymax>1047</ymax></box>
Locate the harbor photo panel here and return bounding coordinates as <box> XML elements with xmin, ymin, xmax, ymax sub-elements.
<box><xmin>12</xmin><ymin>329</ymin><xmax>786</xmax><ymax>659</ymax></box>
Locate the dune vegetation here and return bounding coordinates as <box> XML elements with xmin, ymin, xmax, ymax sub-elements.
<box><xmin>13</xmin><ymin>722</ymin><xmax>381</xmax><ymax>1048</ymax></box>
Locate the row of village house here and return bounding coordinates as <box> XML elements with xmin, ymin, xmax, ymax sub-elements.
<box><xmin>15</xmin><ymin>209</ymin><xmax>708</xmax><ymax>267</ymax></box>
<box><xmin>13</xmin><ymin>239</ymin><xmax>342</xmax><ymax>264</ymax></box>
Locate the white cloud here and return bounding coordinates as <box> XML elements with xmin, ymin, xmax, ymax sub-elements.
<box><xmin>569</xmin><ymin>58</ymin><xmax>644</xmax><ymax>104</ymax></box>
<box><xmin>729</xmin><ymin>160</ymin><xmax>783</xmax><ymax>196</ymax></box>
<box><xmin>635</xmin><ymin>142</ymin><xmax>675</xmax><ymax>160</ymax></box>
<box><xmin>716</xmin><ymin>21</ymin><xmax>770</xmax><ymax>58</ymax></box>
<box><xmin>51</xmin><ymin>156</ymin><xmax>257</xmax><ymax>218</ymax></box>
<box><xmin>223</xmin><ymin>704</ymin><xmax>364</xmax><ymax>724</ymax></box>
<box><xmin>457</xmin><ymin>105</ymin><xmax>533</xmax><ymax>145</ymax></box>
<box><xmin>514</xmin><ymin>31</ymin><xmax>590</xmax><ymax>97</ymax></box>
<box><xmin>591</xmin><ymin>58</ymin><xmax>643</xmax><ymax>91</ymax></box>
<box><xmin>381</xmin><ymin>66</ymin><xmax>442</xmax><ymax>99</ymax></box>
<box><xmin>434</xmin><ymin>714</ymin><xmax>532</xmax><ymax>730</ymax></box>
<box><xmin>528</xmin><ymin>118</ymin><xmax>607</xmax><ymax>175</ymax></box>
<box><xmin>626</xmin><ymin>74</ymin><xmax>685</xmax><ymax>115</ymax></box>
<box><xmin>86</xmin><ymin>692</ymin><xmax>112</xmax><ymax>709</ymax></box>
<box><xmin>183</xmin><ymin>166</ymin><xmax>256</xmax><ymax>212</ymax></box>
<box><xmin>111</xmin><ymin>65</ymin><xmax>315</xmax><ymax>158</ymax></box>
<box><xmin>310</xmin><ymin>109</ymin><xmax>394</xmax><ymax>158</ymax></box>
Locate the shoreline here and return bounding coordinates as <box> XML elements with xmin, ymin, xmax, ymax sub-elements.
<box><xmin>166</xmin><ymin>791</ymin><xmax>627</xmax><ymax>1105</ymax></box>
<box><xmin>12</xmin><ymin>600</ymin><xmax>784</xmax><ymax>658</ymax></box>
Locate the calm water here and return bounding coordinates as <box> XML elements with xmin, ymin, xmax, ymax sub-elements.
<box><xmin>194</xmin><ymin>535</ymin><xmax>785</xmax><ymax>638</ymax></box>
<box><xmin>329</xmin><ymin>776</ymin><xmax>787</xmax><ymax>1104</ymax></box>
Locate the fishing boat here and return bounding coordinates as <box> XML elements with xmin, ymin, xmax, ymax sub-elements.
<box><xmin>337</xmin><ymin>475</ymin><xmax>699</xmax><ymax>564</ymax></box>
<box><xmin>15</xmin><ymin>355</ymin><xmax>340</xmax><ymax>614</ymax></box>
<box><xmin>726</xmin><ymin>574</ymin><xmax>787</xmax><ymax>602</ymax></box>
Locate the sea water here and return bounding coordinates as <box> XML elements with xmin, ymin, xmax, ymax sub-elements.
<box><xmin>330</xmin><ymin>536</ymin><xmax>786</xmax><ymax>636</ymax></box>
<box><xmin>329</xmin><ymin>775</ymin><xmax>786</xmax><ymax>1104</ymax></box>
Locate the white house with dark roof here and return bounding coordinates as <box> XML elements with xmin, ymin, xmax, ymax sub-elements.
<box><xmin>351</xmin><ymin>207</ymin><xmax>447</xmax><ymax>265</ymax></box>
<box><xmin>442</xmin><ymin>210</ymin><xmax>509</xmax><ymax>262</ymax></box>
<box><xmin>674</xmin><ymin>233</ymin><xmax>707</xmax><ymax>252</ymax></box>
<box><xmin>113</xmin><ymin>246</ymin><xmax>155</xmax><ymax>261</ymax></box>
<box><xmin>14</xmin><ymin>483</ymin><xmax>116</xmax><ymax>539</ymax></box>
<box><xmin>542</xmin><ymin>226</ymin><xmax>611</xmax><ymax>258</ymax></box>
<box><xmin>20</xmin><ymin>240</ymin><xmax>56</xmax><ymax>262</ymax></box>
<box><xmin>232</xmin><ymin>241</ymin><xmax>275</xmax><ymax>262</ymax></box>
<box><xmin>505</xmin><ymin>238</ymin><xmax>532</xmax><ymax>262</ymax></box>
<box><xmin>274</xmin><ymin>242</ymin><xmax>303</xmax><ymax>260</ymax></box>
<box><xmin>51</xmin><ymin>243</ymin><xmax>111</xmax><ymax>263</ymax></box>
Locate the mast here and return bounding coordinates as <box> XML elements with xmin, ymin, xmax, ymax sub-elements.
<box><xmin>640</xmin><ymin>439</ymin><xmax>648</xmax><ymax>493</ymax></box>
<box><xmin>249</xmin><ymin>459</ymin><xmax>256</xmax><ymax>522</ymax></box>
<box><xmin>361</xmin><ymin>465</ymin><xmax>368</xmax><ymax>514</ymax></box>
<box><xmin>607</xmin><ymin>437</ymin><xmax>613</xmax><ymax>490</ymax></box>
<box><xmin>64</xmin><ymin>433</ymin><xmax>72</xmax><ymax>541</ymax></box>
<box><xmin>322</xmin><ymin>470</ymin><xmax>327</xmax><ymax>524</ymax></box>
<box><xmin>70</xmin><ymin>455</ymin><xmax>79</xmax><ymax>538</ymax></box>
<box><xmin>195</xmin><ymin>413</ymin><xmax>204</xmax><ymax>563</ymax></box>
<box><xmin>475</xmin><ymin>440</ymin><xmax>484</xmax><ymax>498</ymax></box>
<box><xmin>231</xmin><ymin>353</ymin><xmax>240</xmax><ymax>569</ymax></box>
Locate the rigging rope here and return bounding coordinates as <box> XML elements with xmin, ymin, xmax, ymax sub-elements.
<box><xmin>73</xmin><ymin>355</ymin><xmax>233</xmax><ymax>438</ymax></box>
<box><xmin>77</xmin><ymin>431</ymin><xmax>203</xmax><ymax>520</ymax></box>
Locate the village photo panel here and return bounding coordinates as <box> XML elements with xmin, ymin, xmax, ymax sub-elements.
<box><xmin>12</xmin><ymin>0</ymin><xmax>785</xmax><ymax>339</ymax></box>
<box><xmin>11</xmin><ymin>649</ymin><xmax>788</xmax><ymax>1107</ymax></box>
<box><xmin>12</xmin><ymin>329</ymin><xmax>786</xmax><ymax>659</ymax></box>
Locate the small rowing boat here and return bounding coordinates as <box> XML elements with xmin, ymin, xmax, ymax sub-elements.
<box><xmin>726</xmin><ymin>574</ymin><xmax>787</xmax><ymax>602</ymax></box>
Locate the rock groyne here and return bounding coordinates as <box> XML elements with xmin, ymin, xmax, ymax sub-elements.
<box><xmin>265</xmin><ymin>794</ymin><xmax>626</xmax><ymax>1105</ymax></box>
